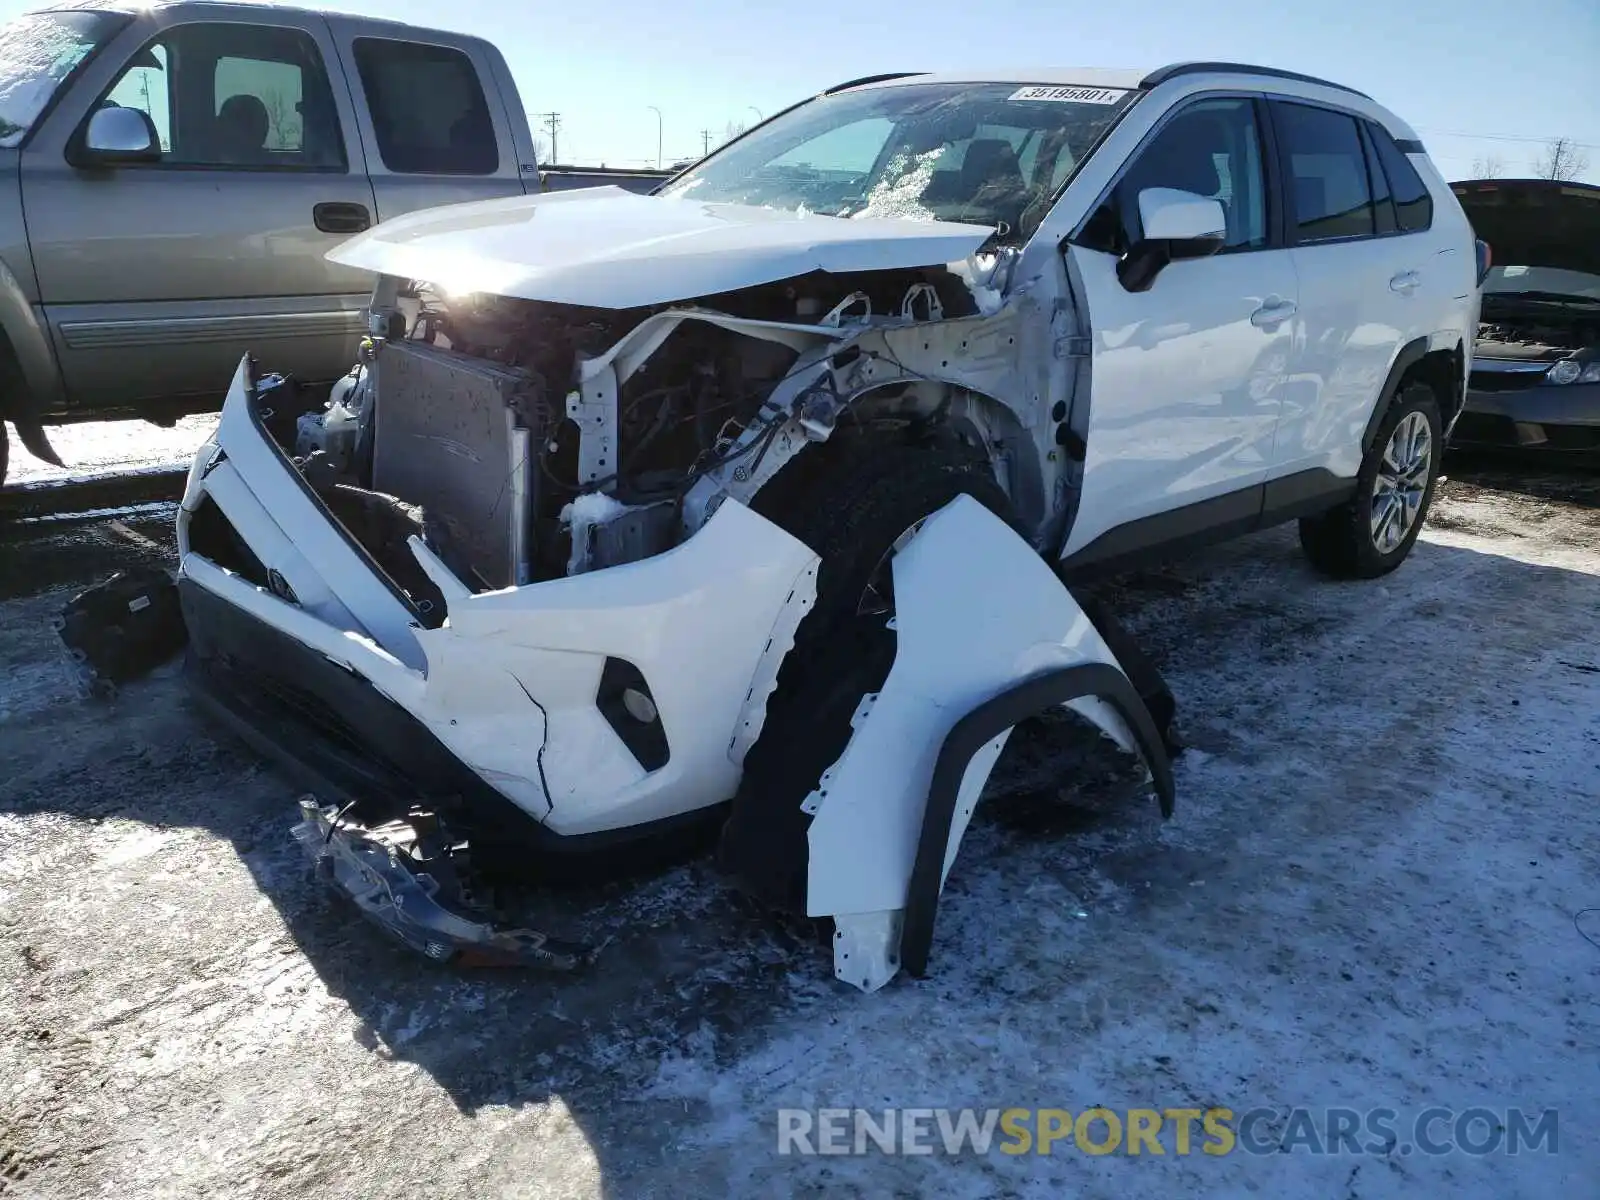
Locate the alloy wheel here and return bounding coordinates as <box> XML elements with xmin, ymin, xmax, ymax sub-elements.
<box><xmin>1370</xmin><ymin>411</ymin><xmax>1433</xmax><ymax>554</ymax></box>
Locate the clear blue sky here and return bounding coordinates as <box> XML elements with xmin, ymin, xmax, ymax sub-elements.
<box><xmin>6</xmin><ymin>0</ymin><xmax>1597</xmax><ymax>178</ymax></box>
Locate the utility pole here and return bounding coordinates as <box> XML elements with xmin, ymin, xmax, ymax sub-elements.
<box><xmin>536</xmin><ymin>111</ymin><xmax>561</xmax><ymax>165</ymax></box>
<box><xmin>647</xmin><ymin>105</ymin><xmax>663</xmax><ymax>169</ymax></box>
<box><xmin>700</xmin><ymin>127</ymin><xmax>712</xmax><ymax>157</ymax></box>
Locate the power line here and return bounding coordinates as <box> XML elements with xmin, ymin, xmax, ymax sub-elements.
<box><xmin>699</xmin><ymin>127</ymin><xmax>713</xmax><ymax>156</ymax></box>
<box><xmin>1415</xmin><ymin>126</ymin><xmax>1598</xmax><ymax>149</ymax></box>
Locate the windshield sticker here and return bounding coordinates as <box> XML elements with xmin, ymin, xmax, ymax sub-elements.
<box><xmin>1009</xmin><ymin>85</ymin><xmax>1129</xmax><ymax>105</ymax></box>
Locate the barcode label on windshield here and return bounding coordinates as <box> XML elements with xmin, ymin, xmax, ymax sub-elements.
<box><xmin>1009</xmin><ymin>85</ymin><xmax>1128</xmax><ymax>105</ymax></box>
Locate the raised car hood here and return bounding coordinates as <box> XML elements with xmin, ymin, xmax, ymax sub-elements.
<box><xmin>1454</xmin><ymin>179</ymin><xmax>1600</xmax><ymax>277</ymax></box>
<box><xmin>327</xmin><ymin>186</ymin><xmax>996</xmax><ymax>309</ymax></box>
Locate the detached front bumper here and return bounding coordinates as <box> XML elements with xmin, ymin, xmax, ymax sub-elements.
<box><xmin>179</xmin><ymin>358</ymin><xmax>824</xmax><ymax>848</ymax></box>
<box><xmin>180</xmin><ymin>574</ymin><xmax>559</xmax><ymax>855</ymax></box>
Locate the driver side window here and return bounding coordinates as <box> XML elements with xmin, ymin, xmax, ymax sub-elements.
<box><xmin>1083</xmin><ymin>97</ymin><xmax>1269</xmax><ymax>254</ymax></box>
<box><xmin>94</xmin><ymin>23</ymin><xmax>345</xmax><ymax>170</ymax></box>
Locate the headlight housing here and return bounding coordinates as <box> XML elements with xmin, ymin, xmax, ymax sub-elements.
<box><xmin>1543</xmin><ymin>357</ymin><xmax>1600</xmax><ymax>386</ymax></box>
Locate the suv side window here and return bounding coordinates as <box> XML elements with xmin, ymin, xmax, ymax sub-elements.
<box><xmin>1081</xmin><ymin>96</ymin><xmax>1269</xmax><ymax>254</ymax></box>
<box><xmin>98</xmin><ymin>24</ymin><xmax>345</xmax><ymax>169</ymax></box>
<box><xmin>1367</xmin><ymin>122</ymin><xmax>1434</xmax><ymax>232</ymax></box>
<box><xmin>352</xmin><ymin>38</ymin><xmax>497</xmax><ymax>175</ymax></box>
<box><xmin>1275</xmin><ymin>102</ymin><xmax>1375</xmax><ymax>242</ymax></box>
<box><xmin>1359</xmin><ymin>123</ymin><xmax>1397</xmax><ymax>235</ymax></box>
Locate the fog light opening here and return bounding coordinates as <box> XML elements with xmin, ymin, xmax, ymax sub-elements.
<box><xmin>622</xmin><ymin>686</ymin><xmax>658</xmax><ymax>724</ymax></box>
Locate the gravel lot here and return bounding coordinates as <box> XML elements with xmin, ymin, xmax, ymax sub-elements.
<box><xmin>1</xmin><ymin>442</ymin><xmax>1596</xmax><ymax>1199</ymax></box>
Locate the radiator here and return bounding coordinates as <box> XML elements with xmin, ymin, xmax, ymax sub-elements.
<box><xmin>370</xmin><ymin>341</ymin><xmax>541</xmax><ymax>590</ymax></box>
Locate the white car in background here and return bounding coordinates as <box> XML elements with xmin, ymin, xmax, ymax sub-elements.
<box><xmin>170</xmin><ymin>63</ymin><xmax>1480</xmax><ymax>990</ymax></box>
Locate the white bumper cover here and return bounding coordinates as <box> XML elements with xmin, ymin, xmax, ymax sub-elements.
<box><xmin>179</xmin><ymin>360</ymin><xmax>821</xmax><ymax>834</ymax></box>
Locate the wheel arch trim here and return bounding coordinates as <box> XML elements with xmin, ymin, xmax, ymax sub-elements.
<box><xmin>899</xmin><ymin>661</ymin><xmax>1174</xmax><ymax>978</ymax></box>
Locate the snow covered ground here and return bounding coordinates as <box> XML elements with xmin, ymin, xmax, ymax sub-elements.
<box><xmin>0</xmin><ymin>452</ymin><xmax>1595</xmax><ymax>1199</ymax></box>
<box><xmin>5</xmin><ymin>415</ymin><xmax>218</xmax><ymax>486</ymax></box>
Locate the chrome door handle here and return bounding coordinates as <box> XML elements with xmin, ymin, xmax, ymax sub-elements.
<box><xmin>1390</xmin><ymin>271</ymin><xmax>1421</xmax><ymax>293</ymax></box>
<box><xmin>1251</xmin><ymin>298</ymin><xmax>1297</xmax><ymax>328</ymax></box>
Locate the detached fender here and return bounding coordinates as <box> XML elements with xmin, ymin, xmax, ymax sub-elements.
<box><xmin>803</xmin><ymin>496</ymin><xmax>1174</xmax><ymax>992</ymax></box>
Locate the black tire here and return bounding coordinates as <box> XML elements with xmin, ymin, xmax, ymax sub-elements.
<box><xmin>718</xmin><ymin>438</ymin><xmax>1014</xmax><ymax>910</ymax></box>
<box><xmin>0</xmin><ymin>419</ymin><xmax>8</xmax><ymax>491</ymax></box>
<box><xmin>1298</xmin><ymin>382</ymin><xmax>1442</xmax><ymax>580</ymax></box>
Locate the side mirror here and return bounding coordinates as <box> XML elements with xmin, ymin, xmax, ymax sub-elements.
<box><xmin>1117</xmin><ymin>187</ymin><xmax>1227</xmax><ymax>292</ymax></box>
<box><xmin>81</xmin><ymin>106</ymin><xmax>160</xmax><ymax>166</ymax></box>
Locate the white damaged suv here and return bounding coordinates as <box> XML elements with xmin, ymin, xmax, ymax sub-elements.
<box><xmin>174</xmin><ymin>64</ymin><xmax>1479</xmax><ymax>989</ymax></box>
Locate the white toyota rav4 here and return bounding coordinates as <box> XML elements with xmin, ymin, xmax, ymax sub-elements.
<box><xmin>174</xmin><ymin>63</ymin><xmax>1481</xmax><ymax>989</ymax></box>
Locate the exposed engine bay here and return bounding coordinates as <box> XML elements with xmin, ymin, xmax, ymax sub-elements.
<box><xmin>1476</xmin><ymin>301</ymin><xmax>1599</xmax><ymax>359</ymax></box>
<box><xmin>287</xmin><ymin>257</ymin><xmax>1052</xmax><ymax>602</ymax></box>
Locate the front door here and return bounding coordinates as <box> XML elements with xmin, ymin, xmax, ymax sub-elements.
<box><xmin>1061</xmin><ymin>95</ymin><xmax>1296</xmax><ymax>560</ymax></box>
<box><xmin>20</xmin><ymin>8</ymin><xmax>376</xmax><ymax>418</ymax></box>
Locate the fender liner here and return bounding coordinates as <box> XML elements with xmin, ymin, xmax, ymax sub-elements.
<box><xmin>1361</xmin><ymin>336</ymin><xmax>1430</xmax><ymax>454</ymax></box>
<box><xmin>899</xmin><ymin>662</ymin><xmax>1175</xmax><ymax>979</ymax></box>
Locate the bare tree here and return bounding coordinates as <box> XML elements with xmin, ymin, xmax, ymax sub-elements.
<box><xmin>1469</xmin><ymin>153</ymin><xmax>1506</xmax><ymax>179</ymax></box>
<box><xmin>723</xmin><ymin>119</ymin><xmax>747</xmax><ymax>144</ymax></box>
<box><xmin>256</xmin><ymin>88</ymin><xmax>301</xmax><ymax>151</ymax></box>
<box><xmin>1532</xmin><ymin>137</ymin><xmax>1590</xmax><ymax>181</ymax></box>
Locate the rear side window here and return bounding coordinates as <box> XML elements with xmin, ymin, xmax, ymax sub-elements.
<box><xmin>352</xmin><ymin>38</ymin><xmax>497</xmax><ymax>175</ymax></box>
<box><xmin>1359</xmin><ymin>124</ymin><xmax>1396</xmax><ymax>234</ymax></box>
<box><xmin>1276</xmin><ymin>102</ymin><xmax>1375</xmax><ymax>242</ymax></box>
<box><xmin>1368</xmin><ymin>123</ymin><xmax>1433</xmax><ymax>232</ymax></box>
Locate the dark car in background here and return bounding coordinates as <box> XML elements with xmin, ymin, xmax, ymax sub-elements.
<box><xmin>1451</xmin><ymin>179</ymin><xmax>1600</xmax><ymax>457</ymax></box>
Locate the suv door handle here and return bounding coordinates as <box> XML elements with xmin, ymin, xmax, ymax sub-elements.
<box><xmin>1389</xmin><ymin>271</ymin><xmax>1421</xmax><ymax>294</ymax></box>
<box><xmin>1250</xmin><ymin>297</ymin><xmax>1297</xmax><ymax>329</ymax></box>
<box><xmin>313</xmin><ymin>202</ymin><xmax>371</xmax><ymax>234</ymax></box>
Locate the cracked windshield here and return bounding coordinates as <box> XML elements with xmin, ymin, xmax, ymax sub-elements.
<box><xmin>660</xmin><ymin>81</ymin><xmax>1136</xmax><ymax>240</ymax></box>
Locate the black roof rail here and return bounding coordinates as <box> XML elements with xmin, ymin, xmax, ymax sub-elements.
<box><xmin>1141</xmin><ymin>62</ymin><xmax>1371</xmax><ymax>100</ymax></box>
<box><xmin>823</xmin><ymin>72</ymin><xmax>926</xmax><ymax>96</ymax></box>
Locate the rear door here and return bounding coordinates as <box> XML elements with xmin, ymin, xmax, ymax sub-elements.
<box><xmin>21</xmin><ymin>6</ymin><xmax>376</xmax><ymax>416</ymax></box>
<box><xmin>1266</xmin><ymin>100</ymin><xmax>1427</xmax><ymax>480</ymax></box>
<box><xmin>326</xmin><ymin>27</ymin><xmax>529</xmax><ymax>221</ymax></box>
<box><xmin>1060</xmin><ymin>94</ymin><xmax>1297</xmax><ymax>560</ymax></box>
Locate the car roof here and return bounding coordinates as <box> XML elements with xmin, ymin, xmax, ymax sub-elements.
<box><xmin>834</xmin><ymin>63</ymin><xmax>1417</xmax><ymax>143</ymax></box>
<box><xmin>40</xmin><ymin>0</ymin><xmax>333</xmax><ymax>17</ymax></box>
<box><xmin>36</xmin><ymin>0</ymin><xmax>484</xmax><ymax>46</ymax></box>
<box><xmin>1453</xmin><ymin>177</ymin><xmax>1600</xmax><ymax>194</ymax></box>
<box><xmin>835</xmin><ymin>63</ymin><xmax>1370</xmax><ymax>95</ymax></box>
<box><xmin>840</xmin><ymin>68</ymin><xmax>1151</xmax><ymax>92</ymax></box>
